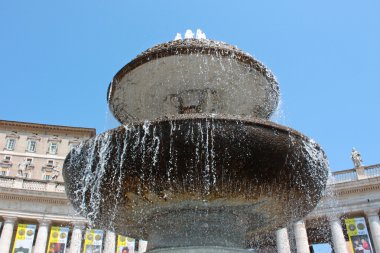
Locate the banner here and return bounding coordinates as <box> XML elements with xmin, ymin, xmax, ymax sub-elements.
<box><xmin>46</xmin><ymin>226</ymin><xmax>70</xmax><ymax>253</ymax></box>
<box><xmin>137</xmin><ymin>240</ymin><xmax>148</xmax><ymax>253</ymax></box>
<box><xmin>116</xmin><ymin>235</ymin><xmax>135</xmax><ymax>253</ymax></box>
<box><xmin>345</xmin><ymin>217</ymin><xmax>374</xmax><ymax>253</ymax></box>
<box><xmin>83</xmin><ymin>229</ymin><xmax>104</xmax><ymax>253</ymax></box>
<box><xmin>12</xmin><ymin>224</ymin><xmax>36</xmax><ymax>253</ymax></box>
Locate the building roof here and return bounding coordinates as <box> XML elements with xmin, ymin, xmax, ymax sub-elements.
<box><xmin>0</xmin><ymin>119</ymin><xmax>96</xmax><ymax>137</ymax></box>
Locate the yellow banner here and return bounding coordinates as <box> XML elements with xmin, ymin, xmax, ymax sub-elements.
<box><xmin>345</xmin><ymin>217</ymin><xmax>374</xmax><ymax>253</ymax></box>
<box><xmin>46</xmin><ymin>226</ymin><xmax>69</xmax><ymax>253</ymax></box>
<box><xmin>345</xmin><ymin>218</ymin><xmax>358</xmax><ymax>236</ymax></box>
<box><xmin>83</xmin><ymin>229</ymin><xmax>103</xmax><ymax>253</ymax></box>
<box><xmin>117</xmin><ymin>235</ymin><xmax>135</xmax><ymax>253</ymax></box>
<box><xmin>12</xmin><ymin>224</ymin><xmax>36</xmax><ymax>253</ymax></box>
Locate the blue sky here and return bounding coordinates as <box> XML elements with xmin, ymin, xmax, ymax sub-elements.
<box><xmin>1</xmin><ymin>0</ymin><xmax>379</xmax><ymax>173</ymax></box>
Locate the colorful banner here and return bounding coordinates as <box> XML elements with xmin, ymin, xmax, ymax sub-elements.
<box><xmin>83</xmin><ymin>229</ymin><xmax>104</xmax><ymax>253</ymax></box>
<box><xmin>46</xmin><ymin>226</ymin><xmax>69</xmax><ymax>253</ymax></box>
<box><xmin>116</xmin><ymin>235</ymin><xmax>135</xmax><ymax>253</ymax></box>
<box><xmin>12</xmin><ymin>224</ymin><xmax>36</xmax><ymax>253</ymax></box>
<box><xmin>345</xmin><ymin>217</ymin><xmax>374</xmax><ymax>253</ymax></box>
<box><xmin>138</xmin><ymin>240</ymin><xmax>148</xmax><ymax>253</ymax></box>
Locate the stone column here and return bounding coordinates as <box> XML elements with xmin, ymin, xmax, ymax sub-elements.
<box><xmin>69</xmin><ymin>222</ymin><xmax>85</xmax><ymax>253</ymax></box>
<box><xmin>34</xmin><ymin>219</ymin><xmax>51</xmax><ymax>253</ymax></box>
<box><xmin>0</xmin><ymin>216</ymin><xmax>17</xmax><ymax>253</ymax></box>
<box><xmin>366</xmin><ymin>209</ymin><xmax>380</xmax><ymax>253</ymax></box>
<box><xmin>329</xmin><ymin>216</ymin><xmax>348</xmax><ymax>253</ymax></box>
<box><xmin>103</xmin><ymin>230</ymin><xmax>116</xmax><ymax>253</ymax></box>
<box><xmin>294</xmin><ymin>220</ymin><xmax>310</xmax><ymax>253</ymax></box>
<box><xmin>276</xmin><ymin>227</ymin><xmax>291</xmax><ymax>253</ymax></box>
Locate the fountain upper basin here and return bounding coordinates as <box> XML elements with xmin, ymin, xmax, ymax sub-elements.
<box><xmin>107</xmin><ymin>39</ymin><xmax>279</xmax><ymax>123</ymax></box>
<box><xmin>63</xmin><ymin>114</ymin><xmax>328</xmax><ymax>250</ymax></box>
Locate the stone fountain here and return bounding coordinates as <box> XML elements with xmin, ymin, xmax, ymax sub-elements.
<box><xmin>63</xmin><ymin>34</ymin><xmax>329</xmax><ymax>252</ymax></box>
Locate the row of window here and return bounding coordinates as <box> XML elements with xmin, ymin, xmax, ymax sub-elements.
<box><xmin>2</xmin><ymin>155</ymin><xmax>56</xmax><ymax>166</ymax></box>
<box><xmin>0</xmin><ymin>155</ymin><xmax>60</xmax><ymax>180</ymax></box>
<box><xmin>5</xmin><ymin>138</ymin><xmax>78</xmax><ymax>154</ymax></box>
<box><xmin>0</xmin><ymin>170</ymin><xmax>58</xmax><ymax>180</ymax></box>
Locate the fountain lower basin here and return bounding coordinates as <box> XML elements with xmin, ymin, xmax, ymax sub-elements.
<box><xmin>63</xmin><ymin>114</ymin><xmax>328</xmax><ymax>250</ymax></box>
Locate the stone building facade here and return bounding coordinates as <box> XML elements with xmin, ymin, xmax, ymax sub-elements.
<box><xmin>0</xmin><ymin>120</ymin><xmax>96</xmax><ymax>253</ymax></box>
<box><xmin>0</xmin><ymin>119</ymin><xmax>379</xmax><ymax>253</ymax></box>
<box><xmin>281</xmin><ymin>164</ymin><xmax>380</xmax><ymax>253</ymax></box>
<box><xmin>0</xmin><ymin>120</ymin><xmax>95</xmax><ymax>181</ymax></box>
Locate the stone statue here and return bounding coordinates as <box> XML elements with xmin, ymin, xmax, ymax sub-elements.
<box><xmin>51</xmin><ymin>167</ymin><xmax>60</xmax><ymax>180</ymax></box>
<box><xmin>17</xmin><ymin>159</ymin><xmax>28</xmax><ymax>178</ymax></box>
<box><xmin>351</xmin><ymin>148</ymin><xmax>363</xmax><ymax>167</ymax></box>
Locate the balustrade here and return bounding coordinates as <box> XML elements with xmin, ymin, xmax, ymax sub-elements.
<box><xmin>332</xmin><ymin>163</ymin><xmax>380</xmax><ymax>183</ymax></box>
<box><xmin>0</xmin><ymin>177</ymin><xmax>65</xmax><ymax>193</ymax></box>
<box><xmin>333</xmin><ymin>169</ymin><xmax>357</xmax><ymax>183</ymax></box>
<box><xmin>365</xmin><ymin>164</ymin><xmax>380</xmax><ymax>178</ymax></box>
<box><xmin>0</xmin><ymin>176</ymin><xmax>15</xmax><ymax>188</ymax></box>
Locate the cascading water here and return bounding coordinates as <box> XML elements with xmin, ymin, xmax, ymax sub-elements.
<box><xmin>63</xmin><ymin>30</ymin><xmax>329</xmax><ymax>252</ymax></box>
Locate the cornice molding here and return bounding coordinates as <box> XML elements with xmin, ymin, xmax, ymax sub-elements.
<box><xmin>0</xmin><ymin>192</ymin><xmax>68</xmax><ymax>205</ymax></box>
<box><xmin>0</xmin><ymin>209</ymin><xmax>86</xmax><ymax>224</ymax></box>
<box><xmin>0</xmin><ymin>120</ymin><xmax>96</xmax><ymax>136</ymax></box>
<box><xmin>333</xmin><ymin>179</ymin><xmax>380</xmax><ymax>196</ymax></box>
<box><xmin>0</xmin><ymin>150</ymin><xmax>66</xmax><ymax>160</ymax></box>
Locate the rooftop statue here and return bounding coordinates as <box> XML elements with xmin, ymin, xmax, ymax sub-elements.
<box><xmin>351</xmin><ymin>147</ymin><xmax>363</xmax><ymax>167</ymax></box>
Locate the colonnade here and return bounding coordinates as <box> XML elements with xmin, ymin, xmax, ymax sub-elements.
<box><xmin>0</xmin><ymin>217</ymin><xmax>142</xmax><ymax>253</ymax></box>
<box><xmin>276</xmin><ymin>208</ymin><xmax>380</xmax><ymax>253</ymax></box>
<box><xmin>1</xmin><ymin>209</ymin><xmax>380</xmax><ymax>253</ymax></box>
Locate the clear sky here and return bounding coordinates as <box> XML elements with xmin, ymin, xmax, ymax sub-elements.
<box><xmin>1</xmin><ymin>0</ymin><xmax>379</xmax><ymax>173</ymax></box>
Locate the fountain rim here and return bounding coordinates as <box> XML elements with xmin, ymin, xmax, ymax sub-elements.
<box><xmin>103</xmin><ymin>113</ymin><xmax>321</xmax><ymax>152</ymax></box>
<box><xmin>106</xmin><ymin>38</ymin><xmax>279</xmax><ymax>104</ymax></box>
